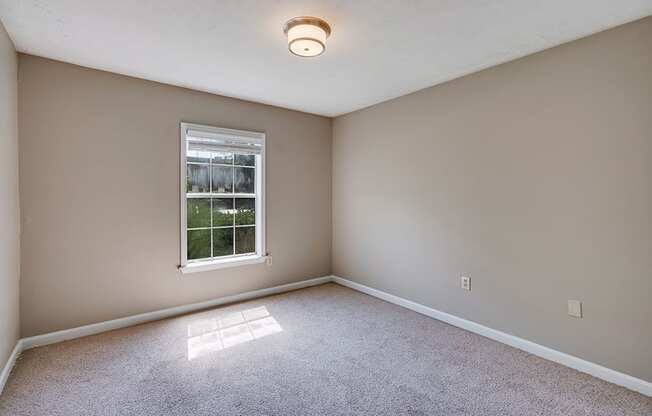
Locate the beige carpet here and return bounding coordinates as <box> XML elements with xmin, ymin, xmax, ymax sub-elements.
<box><xmin>1</xmin><ymin>283</ymin><xmax>650</xmax><ymax>415</ymax></box>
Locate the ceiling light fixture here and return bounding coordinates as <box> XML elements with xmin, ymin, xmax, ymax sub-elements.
<box><xmin>283</xmin><ymin>16</ymin><xmax>331</xmax><ymax>57</ymax></box>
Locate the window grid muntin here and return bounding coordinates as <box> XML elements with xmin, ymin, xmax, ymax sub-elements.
<box><xmin>187</xmin><ymin>225</ymin><xmax>256</xmax><ymax>231</ymax></box>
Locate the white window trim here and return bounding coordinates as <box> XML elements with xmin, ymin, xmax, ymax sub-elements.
<box><xmin>179</xmin><ymin>122</ymin><xmax>266</xmax><ymax>274</ymax></box>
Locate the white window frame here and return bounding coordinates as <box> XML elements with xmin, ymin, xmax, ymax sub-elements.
<box><xmin>179</xmin><ymin>122</ymin><xmax>266</xmax><ymax>274</ymax></box>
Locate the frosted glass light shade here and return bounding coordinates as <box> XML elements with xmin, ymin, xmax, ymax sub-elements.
<box><xmin>283</xmin><ymin>17</ymin><xmax>331</xmax><ymax>57</ymax></box>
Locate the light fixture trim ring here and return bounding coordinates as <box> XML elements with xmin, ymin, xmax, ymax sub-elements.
<box><xmin>287</xmin><ymin>37</ymin><xmax>326</xmax><ymax>57</ymax></box>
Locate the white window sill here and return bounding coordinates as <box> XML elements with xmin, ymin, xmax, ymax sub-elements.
<box><xmin>179</xmin><ymin>255</ymin><xmax>266</xmax><ymax>274</ymax></box>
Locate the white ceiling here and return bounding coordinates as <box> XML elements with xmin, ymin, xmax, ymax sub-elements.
<box><xmin>1</xmin><ymin>1</ymin><xmax>651</xmax><ymax>117</ymax></box>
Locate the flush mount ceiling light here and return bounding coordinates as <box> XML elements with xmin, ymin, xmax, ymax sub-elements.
<box><xmin>283</xmin><ymin>16</ymin><xmax>331</xmax><ymax>57</ymax></box>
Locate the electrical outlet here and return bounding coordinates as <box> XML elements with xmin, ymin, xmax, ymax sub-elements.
<box><xmin>265</xmin><ymin>254</ymin><xmax>273</xmax><ymax>266</ymax></box>
<box><xmin>461</xmin><ymin>276</ymin><xmax>471</xmax><ymax>291</ymax></box>
<box><xmin>567</xmin><ymin>300</ymin><xmax>582</xmax><ymax>318</ymax></box>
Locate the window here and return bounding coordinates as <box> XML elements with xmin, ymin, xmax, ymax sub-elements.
<box><xmin>179</xmin><ymin>123</ymin><xmax>265</xmax><ymax>273</ymax></box>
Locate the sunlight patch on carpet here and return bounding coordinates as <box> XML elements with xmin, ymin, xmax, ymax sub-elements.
<box><xmin>187</xmin><ymin>306</ymin><xmax>282</xmax><ymax>360</ymax></box>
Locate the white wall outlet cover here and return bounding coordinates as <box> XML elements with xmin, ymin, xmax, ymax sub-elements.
<box><xmin>461</xmin><ymin>276</ymin><xmax>471</xmax><ymax>291</ymax></box>
<box><xmin>568</xmin><ymin>300</ymin><xmax>582</xmax><ymax>318</ymax></box>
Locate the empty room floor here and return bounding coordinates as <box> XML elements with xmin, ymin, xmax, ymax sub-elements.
<box><xmin>1</xmin><ymin>283</ymin><xmax>649</xmax><ymax>416</ymax></box>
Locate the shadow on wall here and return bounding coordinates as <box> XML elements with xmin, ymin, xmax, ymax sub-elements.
<box><xmin>186</xmin><ymin>306</ymin><xmax>283</xmax><ymax>360</ymax></box>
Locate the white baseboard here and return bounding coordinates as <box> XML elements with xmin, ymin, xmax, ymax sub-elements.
<box><xmin>6</xmin><ymin>274</ymin><xmax>650</xmax><ymax>398</ymax></box>
<box><xmin>20</xmin><ymin>275</ymin><xmax>332</xmax><ymax>350</ymax></box>
<box><xmin>331</xmin><ymin>275</ymin><xmax>652</xmax><ymax>397</ymax></box>
<box><xmin>0</xmin><ymin>340</ymin><xmax>23</xmax><ymax>396</ymax></box>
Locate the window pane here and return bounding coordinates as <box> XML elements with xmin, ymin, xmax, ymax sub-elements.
<box><xmin>213</xmin><ymin>228</ymin><xmax>234</xmax><ymax>257</ymax></box>
<box><xmin>235</xmin><ymin>227</ymin><xmax>255</xmax><ymax>254</ymax></box>
<box><xmin>186</xmin><ymin>149</ymin><xmax>211</xmax><ymax>163</ymax></box>
<box><xmin>212</xmin><ymin>152</ymin><xmax>233</xmax><ymax>165</ymax></box>
<box><xmin>235</xmin><ymin>198</ymin><xmax>255</xmax><ymax>225</ymax></box>
<box><xmin>187</xmin><ymin>229</ymin><xmax>211</xmax><ymax>260</ymax></box>
<box><xmin>187</xmin><ymin>198</ymin><xmax>211</xmax><ymax>228</ymax></box>
<box><xmin>212</xmin><ymin>166</ymin><xmax>233</xmax><ymax>193</ymax></box>
<box><xmin>187</xmin><ymin>164</ymin><xmax>210</xmax><ymax>193</ymax></box>
<box><xmin>234</xmin><ymin>154</ymin><xmax>255</xmax><ymax>166</ymax></box>
<box><xmin>234</xmin><ymin>167</ymin><xmax>254</xmax><ymax>193</ymax></box>
<box><xmin>213</xmin><ymin>198</ymin><xmax>234</xmax><ymax>226</ymax></box>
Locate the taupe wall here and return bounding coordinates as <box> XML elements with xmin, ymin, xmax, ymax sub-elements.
<box><xmin>333</xmin><ymin>17</ymin><xmax>652</xmax><ymax>382</ymax></box>
<box><xmin>0</xmin><ymin>20</ymin><xmax>20</xmax><ymax>366</ymax></box>
<box><xmin>18</xmin><ymin>55</ymin><xmax>332</xmax><ymax>337</ymax></box>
